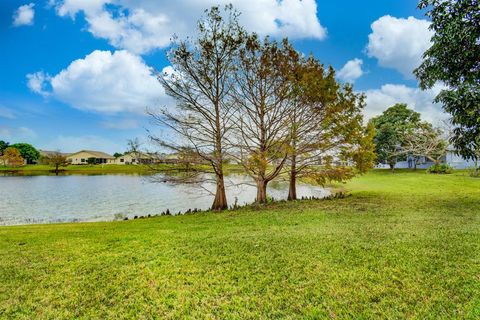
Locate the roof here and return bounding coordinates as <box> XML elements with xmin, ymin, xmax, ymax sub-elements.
<box><xmin>121</xmin><ymin>151</ymin><xmax>153</xmax><ymax>159</ymax></box>
<box><xmin>67</xmin><ymin>150</ymin><xmax>115</xmax><ymax>159</ymax></box>
<box><xmin>39</xmin><ymin>150</ymin><xmax>71</xmax><ymax>157</ymax></box>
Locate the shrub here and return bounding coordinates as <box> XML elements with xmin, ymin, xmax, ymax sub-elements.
<box><xmin>467</xmin><ymin>166</ymin><xmax>480</xmax><ymax>178</ymax></box>
<box><xmin>427</xmin><ymin>163</ymin><xmax>453</xmax><ymax>174</ymax></box>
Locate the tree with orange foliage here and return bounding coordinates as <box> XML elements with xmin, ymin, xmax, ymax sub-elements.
<box><xmin>1</xmin><ymin>147</ymin><xmax>24</xmax><ymax>167</ymax></box>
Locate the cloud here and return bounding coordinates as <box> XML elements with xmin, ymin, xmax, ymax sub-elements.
<box><xmin>366</xmin><ymin>15</ymin><xmax>433</xmax><ymax>78</ymax></box>
<box><xmin>27</xmin><ymin>50</ymin><xmax>168</xmax><ymax>114</ymax></box>
<box><xmin>12</xmin><ymin>3</ymin><xmax>35</xmax><ymax>27</ymax></box>
<box><xmin>363</xmin><ymin>83</ymin><xmax>447</xmax><ymax>124</ymax></box>
<box><xmin>0</xmin><ymin>106</ymin><xmax>16</xmax><ymax>119</ymax></box>
<box><xmin>42</xmin><ymin>135</ymin><xmax>123</xmax><ymax>154</ymax></box>
<box><xmin>50</xmin><ymin>0</ymin><xmax>326</xmax><ymax>54</ymax></box>
<box><xmin>337</xmin><ymin>58</ymin><xmax>363</xmax><ymax>83</ymax></box>
<box><xmin>27</xmin><ymin>72</ymin><xmax>51</xmax><ymax>96</ymax></box>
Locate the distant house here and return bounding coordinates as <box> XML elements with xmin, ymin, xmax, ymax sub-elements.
<box><xmin>445</xmin><ymin>148</ymin><xmax>477</xmax><ymax>169</ymax></box>
<box><xmin>66</xmin><ymin>150</ymin><xmax>115</xmax><ymax>165</ymax></box>
<box><xmin>163</xmin><ymin>153</ymin><xmax>180</xmax><ymax>164</ymax></box>
<box><xmin>114</xmin><ymin>152</ymin><xmax>156</xmax><ymax>165</ymax></box>
<box><xmin>377</xmin><ymin>148</ymin><xmax>477</xmax><ymax>170</ymax></box>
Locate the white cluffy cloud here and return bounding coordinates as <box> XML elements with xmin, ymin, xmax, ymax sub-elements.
<box><xmin>27</xmin><ymin>50</ymin><xmax>169</xmax><ymax>114</ymax></box>
<box><xmin>12</xmin><ymin>3</ymin><xmax>35</xmax><ymax>27</ymax></box>
<box><xmin>27</xmin><ymin>71</ymin><xmax>51</xmax><ymax>96</ymax></box>
<box><xmin>50</xmin><ymin>0</ymin><xmax>327</xmax><ymax>54</ymax></box>
<box><xmin>363</xmin><ymin>83</ymin><xmax>447</xmax><ymax>123</ymax></box>
<box><xmin>337</xmin><ymin>58</ymin><xmax>364</xmax><ymax>83</ymax></box>
<box><xmin>366</xmin><ymin>15</ymin><xmax>433</xmax><ymax>78</ymax></box>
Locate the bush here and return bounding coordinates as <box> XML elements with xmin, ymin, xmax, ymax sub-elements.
<box><xmin>467</xmin><ymin>166</ymin><xmax>480</xmax><ymax>178</ymax></box>
<box><xmin>427</xmin><ymin>163</ymin><xmax>453</xmax><ymax>174</ymax></box>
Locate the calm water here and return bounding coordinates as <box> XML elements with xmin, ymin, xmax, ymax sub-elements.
<box><xmin>0</xmin><ymin>174</ymin><xmax>330</xmax><ymax>225</ymax></box>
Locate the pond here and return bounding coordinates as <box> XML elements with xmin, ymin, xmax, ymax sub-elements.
<box><xmin>0</xmin><ymin>174</ymin><xmax>330</xmax><ymax>225</ymax></box>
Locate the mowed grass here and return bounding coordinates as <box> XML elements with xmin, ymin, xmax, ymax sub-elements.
<box><xmin>0</xmin><ymin>164</ymin><xmax>155</xmax><ymax>174</ymax></box>
<box><xmin>0</xmin><ymin>164</ymin><xmax>244</xmax><ymax>175</ymax></box>
<box><xmin>0</xmin><ymin>170</ymin><xmax>479</xmax><ymax>319</ymax></box>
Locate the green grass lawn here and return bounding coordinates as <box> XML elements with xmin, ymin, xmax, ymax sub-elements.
<box><xmin>0</xmin><ymin>164</ymin><xmax>155</xmax><ymax>174</ymax></box>
<box><xmin>0</xmin><ymin>170</ymin><xmax>479</xmax><ymax>319</ymax></box>
<box><xmin>0</xmin><ymin>163</ymin><xmax>244</xmax><ymax>175</ymax></box>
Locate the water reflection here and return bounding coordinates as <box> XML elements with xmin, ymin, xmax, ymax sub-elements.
<box><xmin>0</xmin><ymin>174</ymin><xmax>330</xmax><ymax>225</ymax></box>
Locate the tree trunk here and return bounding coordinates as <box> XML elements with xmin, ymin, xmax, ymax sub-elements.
<box><xmin>55</xmin><ymin>164</ymin><xmax>59</xmax><ymax>176</ymax></box>
<box><xmin>256</xmin><ymin>179</ymin><xmax>268</xmax><ymax>204</ymax></box>
<box><xmin>288</xmin><ymin>155</ymin><xmax>297</xmax><ymax>201</ymax></box>
<box><xmin>389</xmin><ymin>162</ymin><xmax>395</xmax><ymax>172</ymax></box>
<box><xmin>211</xmin><ymin>174</ymin><xmax>228</xmax><ymax>210</ymax></box>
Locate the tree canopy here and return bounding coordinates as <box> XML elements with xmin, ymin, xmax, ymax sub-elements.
<box><xmin>0</xmin><ymin>140</ymin><xmax>9</xmax><ymax>154</ymax></box>
<box><xmin>151</xmin><ymin>5</ymin><xmax>375</xmax><ymax>204</ymax></box>
<box><xmin>415</xmin><ymin>0</ymin><xmax>480</xmax><ymax>161</ymax></box>
<box><xmin>10</xmin><ymin>143</ymin><xmax>40</xmax><ymax>164</ymax></box>
<box><xmin>370</xmin><ymin>104</ymin><xmax>422</xmax><ymax>169</ymax></box>
<box><xmin>1</xmin><ymin>147</ymin><xmax>24</xmax><ymax>167</ymax></box>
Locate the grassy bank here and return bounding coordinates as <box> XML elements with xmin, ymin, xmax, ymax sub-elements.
<box><xmin>0</xmin><ymin>164</ymin><xmax>163</xmax><ymax>174</ymax></box>
<box><xmin>0</xmin><ymin>163</ymin><xmax>245</xmax><ymax>175</ymax></box>
<box><xmin>0</xmin><ymin>171</ymin><xmax>479</xmax><ymax>318</ymax></box>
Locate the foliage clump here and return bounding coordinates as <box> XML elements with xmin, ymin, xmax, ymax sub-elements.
<box><xmin>415</xmin><ymin>0</ymin><xmax>480</xmax><ymax>162</ymax></box>
<box><xmin>0</xmin><ymin>147</ymin><xmax>24</xmax><ymax>167</ymax></box>
<box><xmin>427</xmin><ymin>163</ymin><xmax>453</xmax><ymax>174</ymax></box>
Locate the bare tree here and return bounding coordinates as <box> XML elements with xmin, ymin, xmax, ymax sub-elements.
<box><xmin>402</xmin><ymin>123</ymin><xmax>448</xmax><ymax>165</ymax></box>
<box><xmin>230</xmin><ymin>36</ymin><xmax>293</xmax><ymax>204</ymax></box>
<box><xmin>127</xmin><ymin>138</ymin><xmax>142</xmax><ymax>164</ymax></box>
<box><xmin>149</xmin><ymin>6</ymin><xmax>244</xmax><ymax>210</ymax></box>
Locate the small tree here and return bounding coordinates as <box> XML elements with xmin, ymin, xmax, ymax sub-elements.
<box><xmin>1</xmin><ymin>147</ymin><xmax>24</xmax><ymax>167</ymax></box>
<box><xmin>45</xmin><ymin>151</ymin><xmax>68</xmax><ymax>175</ymax></box>
<box><xmin>87</xmin><ymin>157</ymin><xmax>96</xmax><ymax>165</ymax></box>
<box><xmin>10</xmin><ymin>143</ymin><xmax>40</xmax><ymax>164</ymax></box>
<box><xmin>125</xmin><ymin>138</ymin><xmax>141</xmax><ymax>164</ymax></box>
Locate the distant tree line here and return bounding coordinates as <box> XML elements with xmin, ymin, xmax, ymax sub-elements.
<box><xmin>0</xmin><ymin>141</ymin><xmax>69</xmax><ymax>174</ymax></box>
<box><xmin>0</xmin><ymin>141</ymin><xmax>40</xmax><ymax>166</ymax></box>
<box><xmin>149</xmin><ymin>6</ymin><xmax>375</xmax><ymax>210</ymax></box>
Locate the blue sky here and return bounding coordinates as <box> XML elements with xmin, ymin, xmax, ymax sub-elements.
<box><xmin>0</xmin><ymin>0</ymin><xmax>444</xmax><ymax>154</ymax></box>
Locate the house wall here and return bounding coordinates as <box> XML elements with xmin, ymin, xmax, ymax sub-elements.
<box><xmin>376</xmin><ymin>152</ymin><xmax>476</xmax><ymax>170</ymax></box>
<box><xmin>67</xmin><ymin>152</ymin><xmax>114</xmax><ymax>165</ymax></box>
<box><xmin>376</xmin><ymin>156</ymin><xmax>434</xmax><ymax>169</ymax></box>
<box><xmin>446</xmin><ymin>151</ymin><xmax>476</xmax><ymax>169</ymax></box>
<box><xmin>114</xmin><ymin>152</ymin><xmax>153</xmax><ymax>165</ymax></box>
<box><xmin>114</xmin><ymin>153</ymin><xmax>135</xmax><ymax>165</ymax></box>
